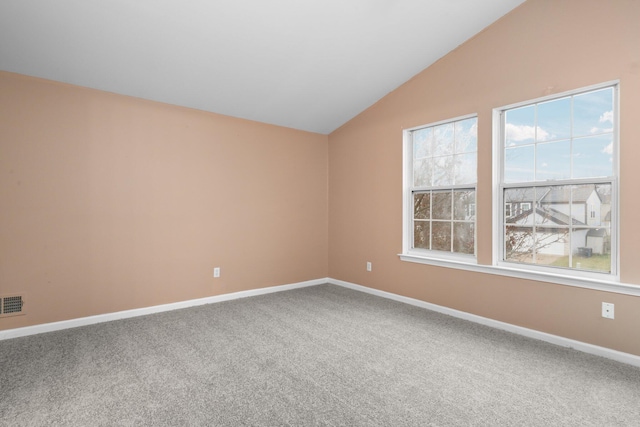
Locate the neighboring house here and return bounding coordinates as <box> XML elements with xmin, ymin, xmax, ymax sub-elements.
<box><xmin>504</xmin><ymin>187</ymin><xmax>538</xmax><ymax>219</ymax></box>
<box><xmin>505</xmin><ymin>185</ymin><xmax>610</xmax><ymax>257</ymax></box>
<box><xmin>541</xmin><ymin>186</ymin><xmax>602</xmax><ymax>227</ymax></box>
<box><xmin>599</xmin><ymin>190</ymin><xmax>612</xmax><ymax>228</ymax></box>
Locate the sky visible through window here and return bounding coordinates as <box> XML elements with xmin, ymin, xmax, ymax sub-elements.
<box><xmin>504</xmin><ymin>87</ymin><xmax>614</xmax><ymax>183</ymax></box>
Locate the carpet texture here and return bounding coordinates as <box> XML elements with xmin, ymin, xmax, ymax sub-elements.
<box><xmin>1</xmin><ymin>284</ymin><xmax>639</xmax><ymax>426</ymax></box>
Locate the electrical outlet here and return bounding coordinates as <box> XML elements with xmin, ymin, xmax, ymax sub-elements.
<box><xmin>213</xmin><ymin>267</ymin><xmax>220</xmax><ymax>278</ymax></box>
<box><xmin>602</xmin><ymin>302</ymin><xmax>614</xmax><ymax>319</ymax></box>
<box><xmin>366</xmin><ymin>262</ymin><xmax>372</xmax><ymax>272</ymax></box>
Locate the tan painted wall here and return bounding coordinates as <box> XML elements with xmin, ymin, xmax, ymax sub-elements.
<box><xmin>2</xmin><ymin>0</ymin><xmax>639</xmax><ymax>359</ymax></box>
<box><xmin>0</xmin><ymin>71</ymin><xmax>328</xmax><ymax>330</ymax></box>
<box><xmin>328</xmin><ymin>0</ymin><xmax>640</xmax><ymax>356</ymax></box>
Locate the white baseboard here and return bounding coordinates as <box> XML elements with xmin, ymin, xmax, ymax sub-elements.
<box><xmin>0</xmin><ymin>278</ymin><xmax>327</xmax><ymax>341</ymax></box>
<box><xmin>328</xmin><ymin>278</ymin><xmax>640</xmax><ymax>368</ymax></box>
<box><xmin>3</xmin><ymin>276</ymin><xmax>639</xmax><ymax>368</ymax></box>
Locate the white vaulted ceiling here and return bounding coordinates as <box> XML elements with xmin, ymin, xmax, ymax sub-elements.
<box><xmin>0</xmin><ymin>0</ymin><xmax>525</xmax><ymax>134</ymax></box>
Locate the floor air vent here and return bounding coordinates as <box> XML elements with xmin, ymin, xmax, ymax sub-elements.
<box><xmin>0</xmin><ymin>294</ymin><xmax>26</xmax><ymax>317</ymax></box>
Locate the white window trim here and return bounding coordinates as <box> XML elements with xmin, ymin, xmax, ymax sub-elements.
<box><xmin>401</xmin><ymin>114</ymin><xmax>478</xmax><ymax>264</ymax></box>
<box><xmin>398</xmin><ymin>253</ymin><xmax>640</xmax><ymax>297</ymax></box>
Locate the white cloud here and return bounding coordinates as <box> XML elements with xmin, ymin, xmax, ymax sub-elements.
<box><xmin>599</xmin><ymin>110</ymin><xmax>613</xmax><ymax>123</ymax></box>
<box><xmin>602</xmin><ymin>142</ymin><xmax>613</xmax><ymax>155</ymax></box>
<box><xmin>505</xmin><ymin>123</ymin><xmax>550</xmax><ymax>142</ymax></box>
<box><xmin>541</xmin><ymin>162</ymin><xmax>548</xmax><ymax>168</ymax></box>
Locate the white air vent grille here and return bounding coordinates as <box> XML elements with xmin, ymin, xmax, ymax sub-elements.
<box><xmin>0</xmin><ymin>294</ymin><xmax>26</xmax><ymax>317</ymax></box>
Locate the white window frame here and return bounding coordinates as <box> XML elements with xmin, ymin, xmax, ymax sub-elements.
<box><xmin>492</xmin><ymin>81</ymin><xmax>620</xmax><ymax>282</ymax></box>
<box><xmin>401</xmin><ymin>114</ymin><xmax>478</xmax><ymax>265</ymax></box>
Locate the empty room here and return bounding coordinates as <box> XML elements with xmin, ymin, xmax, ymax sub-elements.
<box><xmin>1</xmin><ymin>0</ymin><xmax>639</xmax><ymax>425</ymax></box>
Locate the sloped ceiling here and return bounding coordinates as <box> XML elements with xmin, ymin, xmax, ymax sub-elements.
<box><xmin>0</xmin><ymin>0</ymin><xmax>525</xmax><ymax>134</ymax></box>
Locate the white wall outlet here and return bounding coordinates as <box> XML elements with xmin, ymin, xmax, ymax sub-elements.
<box><xmin>366</xmin><ymin>262</ymin><xmax>372</xmax><ymax>272</ymax></box>
<box><xmin>213</xmin><ymin>267</ymin><xmax>220</xmax><ymax>278</ymax></box>
<box><xmin>602</xmin><ymin>302</ymin><xmax>614</xmax><ymax>319</ymax></box>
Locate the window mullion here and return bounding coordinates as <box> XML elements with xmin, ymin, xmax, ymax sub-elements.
<box><xmin>429</xmin><ymin>190</ymin><xmax>433</xmax><ymax>251</ymax></box>
<box><xmin>450</xmin><ymin>190</ymin><xmax>454</xmax><ymax>253</ymax></box>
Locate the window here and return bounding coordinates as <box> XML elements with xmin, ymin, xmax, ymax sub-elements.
<box><xmin>496</xmin><ymin>83</ymin><xmax>617</xmax><ymax>277</ymax></box>
<box><xmin>466</xmin><ymin>203</ymin><xmax>476</xmax><ymax>218</ymax></box>
<box><xmin>404</xmin><ymin>115</ymin><xmax>477</xmax><ymax>259</ymax></box>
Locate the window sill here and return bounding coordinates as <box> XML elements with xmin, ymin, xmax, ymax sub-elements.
<box><xmin>399</xmin><ymin>253</ymin><xmax>640</xmax><ymax>297</ymax></box>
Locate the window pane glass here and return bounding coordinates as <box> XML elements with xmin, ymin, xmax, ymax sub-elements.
<box><xmin>432</xmin><ymin>191</ymin><xmax>452</xmax><ymax>220</ymax></box>
<box><xmin>455</xmin><ymin>118</ymin><xmax>477</xmax><ymax>153</ymax></box>
<box><xmin>433</xmin><ymin>123</ymin><xmax>454</xmax><ymax>156</ymax></box>
<box><xmin>504</xmin><ymin>187</ymin><xmax>536</xmax><ymax>221</ymax></box>
<box><xmin>454</xmin><ymin>152</ymin><xmax>476</xmax><ymax>185</ymax></box>
<box><xmin>432</xmin><ymin>156</ymin><xmax>454</xmax><ymax>186</ymax></box>
<box><xmin>504</xmin><ymin>183</ymin><xmax>613</xmax><ymax>272</ymax></box>
<box><xmin>534</xmin><ymin>227</ymin><xmax>569</xmax><ymax>266</ymax></box>
<box><xmin>413</xmin><ymin>158</ymin><xmax>432</xmax><ymax>187</ymax></box>
<box><xmin>453</xmin><ymin>223</ymin><xmax>474</xmax><ymax>254</ymax></box>
<box><xmin>537</xmin><ymin>97</ymin><xmax>571</xmax><ymax>142</ymax></box>
<box><xmin>595</xmin><ymin>183</ymin><xmax>612</xmax><ymax>224</ymax></box>
<box><xmin>505</xmin><ymin>145</ymin><xmax>534</xmax><ymax>182</ymax></box>
<box><xmin>413</xmin><ymin>221</ymin><xmax>430</xmax><ymax>249</ymax></box>
<box><xmin>505</xmin><ymin>225</ymin><xmax>533</xmax><ymax>262</ymax></box>
<box><xmin>569</xmin><ymin>184</ymin><xmax>598</xmax><ymax>225</ymax></box>
<box><xmin>573</xmin><ymin>87</ymin><xmax>614</xmax><ymax>138</ymax></box>
<box><xmin>575</xmin><ymin>227</ymin><xmax>611</xmax><ymax>273</ymax></box>
<box><xmin>453</xmin><ymin>190</ymin><xmax>475</xmax><ymax>220</ymax></box>
<box><xmin>536</xmin><ymin>140</ymin><xmax>570</xmax><ymax>181</ymax></box>
<box><xmin>431</xmin><ymin>222</ymin><xmax>451</xmax><ymax>251</ymax></box>
<box><xmin>573</xmin><ymin>135</ymin><xmax>614</xmax><ymax>178</ymax></box>
<box><xmin>413</xmin><ymin>127</ymin><xmax>433</xmax><ymax>159</ymax></box>
<box><xmin>505</xmin><ymin>105</ymin><xmax>535</xmax><ymax>146</ymax></box>
<box><xmin>414</xmin><ymin>193</ymin><xmax>430</xmax><ymax>220</ymax></box>
<box><xmin>536</xmin><ymin>185</ymin><xmax>569</xmax><ymax>226</ymax></box>
<box><xmin>505</xmin><ymin>203</ymin><xmax>513</xmax><ymax>218</ymax></box>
